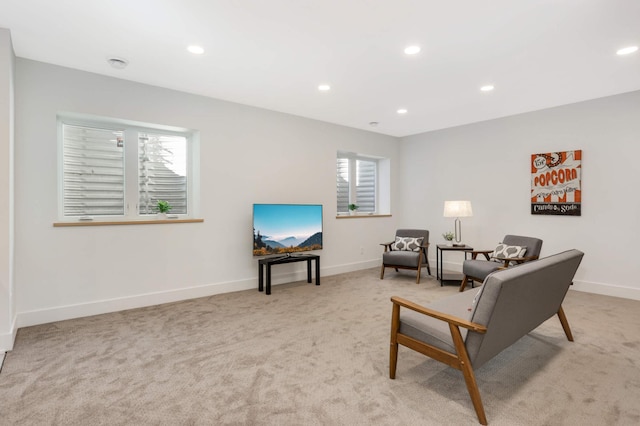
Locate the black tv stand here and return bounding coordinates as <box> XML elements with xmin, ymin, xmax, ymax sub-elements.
<box><xmin>258</xmin><ymin>254</ymin><xmax>320</xmax><ymax>295</ymax></box>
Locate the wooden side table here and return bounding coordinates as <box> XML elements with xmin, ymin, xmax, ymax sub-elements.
<box><xmin>436</xmin><ymin>244</ymin><xmax>473</xmax><ymax>286</ymax></box>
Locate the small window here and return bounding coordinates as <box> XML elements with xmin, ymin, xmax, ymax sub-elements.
<box><xmin>59</xmin><ymin>115</ymin><xmax>196</xmax><ymax>220</ymax></box>
<box><xmin>336</xmin><ymin>151</ymin><xmax>379</xmax><ymax>214</ymax></box>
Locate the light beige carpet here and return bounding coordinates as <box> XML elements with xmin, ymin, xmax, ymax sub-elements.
<box><xmin>1</xmin><ymin>268</ymin><xmax>639</xmax><ymax>425</ymax></box>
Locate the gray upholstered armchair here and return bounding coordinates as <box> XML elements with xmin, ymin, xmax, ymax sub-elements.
<box><xmin>380</xmin><ymin>229</ymin><xmax>431</xmax><ymax>284</ymax></box>
<box><xmin>459</xmin><ymin>235</ymin><xmax>543</xmax><ymax>292</ymax></box>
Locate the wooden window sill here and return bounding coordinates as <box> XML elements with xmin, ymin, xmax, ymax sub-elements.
<box><xmin>53</xmin><ymin>218</ymin><xmax>204</xmax><ymax>227</ymax></box>
<box><xmin>335</xmin><ymin>214</ymin><xmax>391</xmax><ymax>219</ymax></box>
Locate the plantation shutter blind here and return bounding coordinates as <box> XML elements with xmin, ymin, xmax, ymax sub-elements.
<box><xmin>356</xmin><ymin>159</ymin><xmax>376</xmax><ymax>212</ymax></box>
<box><xmin>138</xmin><ymin>133</ymin><xmax>188</xmax><ymax>214</ymax></box>
<box><xmin>336</xmin><ymin>157</ymin><xmax>350</xmax><ymax>213</ymax></box>
<box><xmin>62</xmin><ymin>124</ymin><xmax>125</xmax><ymax>216</ymax></box>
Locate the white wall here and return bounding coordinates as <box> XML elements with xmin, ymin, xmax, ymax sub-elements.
<box><xmin>10</xmin><ymin>56</ymin><xmax>640</xmax><ymax>351</ymax></box>
<box><xmin>13</xmin><ymin>59</ymin><xmax>401</xmax><ymax>331</ymax></box>
<box><xmin>399</xmin><ymin>90</ymin><xmax>640</xmax><ymax>300</ymax></box>
<box><xmin>0</xmin><ymin>29</ymin><xmax>16</xmax><ymax>352</ymax></box>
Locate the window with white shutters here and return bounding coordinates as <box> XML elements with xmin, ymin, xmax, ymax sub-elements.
<box><xmin>59</xmin><ymin>116</ymin><xmax>195</xmax><ymax>221</ymax></box>
<box><xmin>336</xmin><ymin>152</ymin><xmax>378</xmax><ymax>214</ymax></box>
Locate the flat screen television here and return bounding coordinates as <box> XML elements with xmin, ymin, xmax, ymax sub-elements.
<box><xmin>253</xmin><ymin>204</ymin><xmax>323</xmax><ymax>256</ymax></box>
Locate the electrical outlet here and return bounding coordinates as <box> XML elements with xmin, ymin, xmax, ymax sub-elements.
<box><xmin>360</xmin><ymin>246</ymin><xmax>364</xmax><ymax>254</ymax></box>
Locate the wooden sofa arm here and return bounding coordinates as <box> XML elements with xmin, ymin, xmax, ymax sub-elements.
<box><xmin>492</xmin><ymin>255</ymin><xmax>539</xmax><ymax>266</ymax></box>
<box><xmin>391</xmin><ymin>296</ymin><xmax>487</xmax><ymax>333</ymax></box>
<box><xmin>380</xmin><ymin>242</ymin><xmax>394</xmax><ymax>252</ymax></box>
<box><xmin>469</xmin><ymin>250</ymin><xmax>493</xmax><ymax>260</ymax></box>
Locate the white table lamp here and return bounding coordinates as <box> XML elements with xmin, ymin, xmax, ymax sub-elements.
<box><xmin>443</xmin><ymin>201</ymin><xmax>473</xmax><ymax>245</ymax></box>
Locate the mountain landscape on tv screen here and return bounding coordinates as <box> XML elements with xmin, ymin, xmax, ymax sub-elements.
<box><xmin>299</xmin><ymin>232</ymin><xmax>322</xmax><ymax>248</ymax></box>
<box><xmin>279</xmin><ymin>236</ymin><xmax>305</xmax><ymax>246</ymax></box>
<box><xmin>254</xmin><ymin>231</ymin><xmax>323</xmax><ymax>256</ymax></box>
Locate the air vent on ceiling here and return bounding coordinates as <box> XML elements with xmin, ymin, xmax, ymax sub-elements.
<box><xmin>107</xmin><ymin>57</ymin><xmax>129</xmax><ymax>69</ymax></box>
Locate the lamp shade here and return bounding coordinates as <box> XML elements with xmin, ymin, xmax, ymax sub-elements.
<box><xmin>443</xmin><ymin>200</ymin><xmax>473</xmax><ymax>218</ymax></box>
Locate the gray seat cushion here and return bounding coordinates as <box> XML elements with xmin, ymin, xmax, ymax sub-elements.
<box><xmin>383</xmin><ymin>250</ymin><xmax>421</xmax><ymax>268</ymax></box>
<box><xmin>462</xmin><ymin>259</ymin><xmax>502</xmax><ymax>278</ymax></box>
<box><xmin>399</xmin><ymin>289</ymin><xmax>478</xmax><ymax>354</ymax></box>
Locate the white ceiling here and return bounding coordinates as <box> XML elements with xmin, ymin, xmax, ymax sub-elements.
<box><xmin>1</xmin><ymin>0</ymin><xmax>639</xmax><ymax>137</ymax></box>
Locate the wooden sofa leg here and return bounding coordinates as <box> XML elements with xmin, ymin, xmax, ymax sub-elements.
<box><xmin>380</xmin><ymin>265</ymin><xmax>385</xmax><ymax>280</ymax></box>
<box><xmin>450</xmin><ymin>323</ymin><xmax>487</xmax><ymax>425</ymax></box>
<box><xmin>459</xmin><ymin>275</ymin><xmax>469</xmax><ymax>292</ymax></box>
<box><xmin>460</xmin><ymin>360</ymin><xmax>487</xmax><ymax>425</ymax></box>
<box><xmin>389</xmin><ymin>303</ymin><xmax>400</xmax><ymax>379</ymax></box>
<box><xmin>557</xmin><ymin>305</ymin><xmax>574</xmax><ymax>342</ymax></box>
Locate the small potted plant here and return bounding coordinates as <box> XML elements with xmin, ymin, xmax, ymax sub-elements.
<box><xmin>348</xmin><ymin>203</ymin><xmax>360</xmax><ymax>215</ymax></box>
<box><xmin>157</xmin><ymin>200</ymin><xmax>172</xmax><ymax>218</ymax></box>
<box><xmin>442</xmin><ymin>231</ymin><xmax>455</xmax><ymax>246</ymax></box>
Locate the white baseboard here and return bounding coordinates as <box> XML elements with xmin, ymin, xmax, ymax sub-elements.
<box><xmin>431</xmin><ymin>258</ymin><xmax>462</xmax><ymax>273</ymax></box>
<box><xmin>321</xmin><ymin>259</ymin><xmax>380</xmax><ymax>276</ymax></box>
<box><xmin>17</xmin><ymin>277</ymin><xmax>258</xmax><ymax>329</ymax></box>
<box><xmin>434</xmin><ymin>257</ymin><xmax>640</xmax><ymax>301</ymax></box>
<box><xmin>0</xmin><ymin>316</ymin><xmax>17</xmax><ymax>352</ymax></box>
<box><xmin>570</xmin><ymin>279</ymin><xmax>640</xmax><ymax>301</ymax></box>
<box><xmin>16</xmin><ymin>258</ymin><xmax>381</xmax><ymax>330</ymax></box>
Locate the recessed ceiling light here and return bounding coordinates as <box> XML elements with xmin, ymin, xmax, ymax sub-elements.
<box><xmin>369</xmin><ymin>121</ymin><xmax>379</xmax><ymax>127</ymax></box>
<box><xmin>318</xmin><ymin>84</ymin><xmax>331</xmax><ymax>91</ymax></box>
<box><xmin>107</xmin><ymin>57</ymin><xmax>129</xmax><ymax>69</ymax></box>
<box><xmin>187</xmin><ymin>45</ymin><xmax>205</xmax><ymax>55</ymax></box>
<box><xmin>480</xmin><ymin>85</ymin><xmax>495</xmax><ymax>92</ymax></box>
<box><xmin>617</xmin><ymin>45</ymin><xmax>638</xmax><ymax>55</ymax></box>
<box><xmin>404</xmin><ymin>45</ymin><xmax>421</xmax><ymax>55</ymax></box>
<box><xmin>397</xmin><ymin>109</ymin><xmax>408</xmax><ymax>114</ymax></box>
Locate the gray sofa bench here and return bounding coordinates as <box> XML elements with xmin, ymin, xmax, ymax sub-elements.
<box><xmin>389</xmin><ymin>249</ymin><xmax>584</xmax><ymax>425</ymax></box>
